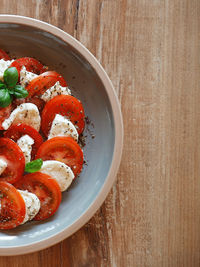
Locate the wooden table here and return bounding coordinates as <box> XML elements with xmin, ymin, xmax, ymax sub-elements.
<box><xmin>0</xmin><ymin>0</ymin><xmax>200</xmax><ymax>266</ymax></box>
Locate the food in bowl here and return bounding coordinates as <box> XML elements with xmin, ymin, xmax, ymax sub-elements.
<box><xmin>0</xmin><ymin>49</ymin><xmax>85</xmax><ymax>229</ymax></box>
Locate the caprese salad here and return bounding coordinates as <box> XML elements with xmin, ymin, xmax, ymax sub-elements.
<box><xmin>0</xmin><ymin>49</ymin><xmax>85</xmax><ymax>229</ymax></box>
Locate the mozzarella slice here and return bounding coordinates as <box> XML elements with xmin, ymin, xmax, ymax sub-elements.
<box><xmin>41</xmin><ymin>81</ymin><xmax>71</xmax><ymax>102</ymax></box>
<box><xmin>48</xmin><ymin>114</ymin><xmax>78</xmax><ymax>141</ymax></box>
<box><xmin>40</xmin><ymin>160</ymin><xmax>74</xmax><ymax>191</ymax></box>
<box><xmin>0</xmin><ymin>159</ymin><xmax>7</xmax><ymax>175</ymax></box>
<box><xmin>0</xmin><ymin>59</ymin><xmax>14</xmax><ymax>81</ymax></box>
<box><xmin>2</xmin><ymin>103</ymin><xmax>41</xmax><ymax>131</ymax></box>
<box><xmin>17</xmin><ymin>135</ymin><xmax>34</xmax><ymax>163</ymax></box>
<box><xmin>18</xmin><ymin>190</ymin><xmax>40</xmax><ymax>224</ymax></box>
<box><xmin>20</xmin><ymin>66</ymin><xmax>38</xmax><ymax>87</ymax></box>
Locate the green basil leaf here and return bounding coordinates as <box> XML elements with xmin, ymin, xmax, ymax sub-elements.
<box><xmin>14</xmin><ymin>85</ymin><xmax>29</xmax><ymax>98</ymax></box>
<box><xmin>4</xmin><ymin>67</ymin><xmax>18</xmax><ymax>88</ymax></box>
<box><xmin>0</xmin><ymin>83</ymin><xmax>7</xmax><ymax>90</ymax></box>
<box><xmin>25</xmin><ymin>159</ymin><xmax>43</xmax><ymax>173</ymax></box>
<box><xmin>14</xmin><ymin>92</ymin><xmax>23</xmax><ymax>98</ymax></box>
<box><xmin>0</xmin><ymin>89</ymin><xmax>12</xmax><ymax>107</ymax></box>
<box><xmin>8</xmin><ymin>88</ymin><xmax>15</xmax><ymax>94</ymax></box>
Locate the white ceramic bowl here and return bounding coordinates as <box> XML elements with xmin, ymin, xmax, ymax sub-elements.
<box><xmin>0</xmin><ymin>15</ymin><xmax>123</xmax><ymax>255</ymax></box>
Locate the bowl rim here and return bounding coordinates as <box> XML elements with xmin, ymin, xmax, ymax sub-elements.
<box><xmin>0</xmin><ymin>14</ymin><xmax>123</xmax><ymax>256</ymax></box>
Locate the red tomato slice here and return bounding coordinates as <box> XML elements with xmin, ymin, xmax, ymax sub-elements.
<box><xmin>36</xmin><ymin>137</ymin><xmax>83</xmax><ymax>177</ymax></box>
<box><xmin>26</xmin><ymin>96</ymin><xmax>45</xmax><ymax>113</ymax></box>
<box><xmin>0</xmin><ymin>181</ymin><xmax>26</xmax><ymax>229</ymax></box>
<box><xmin>0</xmin><ymin>138</ymin><xmax>25</xmax><ymax>184</ymax></box>
<box><xmin>12</xmin><ymin>97</ymin><xmax>45</xmax><ymax>113</ymax></box>
<box><xmin>12</xmin><ymin>98</ymin><xmax>25</xmax><ymax>110</ymax></box>
<box><xmin>15</xmin><ymin>172</ymin><xmax>62</xmax><ymax>221</ymax></box>
<box><xmin>10</xmin><ymin>57</ymin><xmax>47</xmax><ymax>77</ymax></box>
<box><xmin>0</xmin><ymin>105</ymin><xmax>12</xmax><ymax>130</ymax></box>
<box><xmin>41</xmin><ymin>95</ymin><xmax>85</xmax><ymax>136</ymax></box>
<box><xmin>26</xmin><ymin>71</ymin><xmax>67</xmax><ymax>97</ymax></box>
<box><xmin>4</xmin><ymin>124</ymin><xmax>43</xmax><ymax>160</ymax></box>
<box><xmin>0</xmin><ymin>49</ymin><xmax>10</xmax><ymax>60</ymax></box>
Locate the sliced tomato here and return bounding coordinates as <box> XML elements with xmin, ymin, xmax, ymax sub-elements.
<box><xmin>36</xmin><ymin>137</ymin><xmax>83</xmax><ymax>177</ymax></box>
<box><xmin>0</xmin><ymin>182</ymin><xmax>26</xmax><ymax>229</ymax></box>
<box><xmin>0</xmin><ymin>105</ymin><xmax>12</xmax><ymax>130</ymax></box>
<box><xmin>0</xmin><ymin>138</ymin><xmax>25</xmax><ymax>184</ymax></box>
<box><xmin>12</xmin><ymin>97</ymin><xmax>45</xmax><ymax>113</ymax></box>
<box><xmin>26</xmin><ymin>71</ymin><xmax>67</xmax><ymax>97</ymax></box>
<box><xmin>0</xmin><ymin>49</ymin><xmax>10</xmax><ymax>60</ymax></box>
<box><xmin>26</xmin><ymin>96</ymin><xmax>45</xmax><ymax>112</ymax></box>
<box><xmin>15</xmin><ymin>172</ymin><xmax>61</xmax><ymax>221</ymax></box>
<box><xmin>12</xmin><ymin>98</ymin><xmax>25</xmax><ymax>109</ymax></box>
<box><xmin>10</xmin><ymin>57</ymin><xmax>47</xmax><ymax>77</ymax></box>
<box><xmin>4</xmin><ymin>124</ymin><xmax>43</xmax><ymax>159</ymax></box>
<box><xmin>41</xmin><ymin>95</ymin><xmax>85</xmax><ymax>136</ymax></box>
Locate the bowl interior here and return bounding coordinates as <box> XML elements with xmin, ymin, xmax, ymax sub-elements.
<box><xmin>0</xmin><ymin>23</ymin><xmax>115</xmax><ymax>247</ymax></box>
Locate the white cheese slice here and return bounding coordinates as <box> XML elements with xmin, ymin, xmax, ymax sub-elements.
<box><xmin>20</xmin><ymin>66</ymin><xmax>38</xmax><ymax>87</ymax></box>
<box><xmin>48</xmin><ymin>114</ymin><xmax>78</xmax><ymax>141</ymax></box>
<box><xmin>17</xmin><ymin>135</ymin><xmax>34</xmax><ymax>163</ymax></box>
<box><xmin>40</xmin><ymin>160</ymin><xmax>75</xmax><ymax>191</ymax></box>
<box><xmin>41</xmin><ymin>81</ymin><xmax>71</xmax><ymax>102</ymax></box>
<box><xmin>0</xmin><ymin>158</ymin><xmax>7</xmax><ymax>175</ymax></box>
<box><xmin>18</xmin><ymin>190</ymin><xmax>40</xmax><ymax>224</ymax></box>
<box><xmin>2</xmin><ymin>103</ymin><xmax>41</xmax><ymax>131</ymax></box>
<box><xmin>0</xmin><ymin>59</ymin><xmax>14</xmax><ymax>81</ymax></box>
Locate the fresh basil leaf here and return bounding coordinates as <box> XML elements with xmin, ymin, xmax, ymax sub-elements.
<box><xmin>8</xmin><ymin>89</ymin><xmax>15</xmax><ymax>95</ymax></box>
<box><xmin>0</xmin><ymin>89</ymin><xmax>12</xmax><ymax>107</ymax></box>
<box><xmin>4</xmin><ymin>67</ymin><xmax>18</xmax><ymax>88</ymax></box>
<box><xmin>14</xmin><ymin>92</ymin><xmax>23</xmax><ymax>98</ymax></box>
<box><xmin>0</xmin><ymin>83</ymin><xmax>7</xmax><ymax>90</ymax></box>
<box><xmin>14</xmin><ymin>85</ymin><xmax>28</xmax><ymax>98</ymax></box>
<box><xmin>25</xmin><ymin>159</ymin><xmax>43</xmax><ymax>173</ymax></box>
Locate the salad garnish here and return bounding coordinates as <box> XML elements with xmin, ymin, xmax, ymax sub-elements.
<box><xmin>25</xmin><ymin>158</ymin><xmax>43</xmax><ymax>173</ymax></box>
<box><xmin>0</xmin><ymin>67</ymin><xmax>28</xmax><ymax>107</ymax></box>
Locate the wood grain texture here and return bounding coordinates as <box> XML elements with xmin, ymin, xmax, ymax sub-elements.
<box><xmin>0</xmin><ymin>0</ymin><xmax>200</xmax><ymax>266</ymax></box>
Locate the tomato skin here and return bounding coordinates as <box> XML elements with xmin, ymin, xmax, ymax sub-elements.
<box><xmin>12</xmin><ymin>98</ymin><xmax>26</xmax><ymax>110</ymax></box>
<box><xmin>36</xmin><ymin>136</ymin><xmax>83</xmax><ymax>177</ymax></box>
<box><xmin>41</xmin><ymin>95</ymin><xmax>85</xmax><ymax>136</ymax></box>
<box><xmin>12</xmin><ymin>97</ymin><xmax>45</xmax><ymax>113</ymax></box>
<box><xmin>4</xmin><ymin>124</ymin><xmax>43</xmax><ymax>159</ymax></box>
<box><xmin>10</xmin><ymin>57</ymin><xmax>47</xmax><ymax>77</ymax></box>
<box><xmin>0</xmin><ymin>181</ymin><xmax>26</xmax><ymax>229</ymax></box>
<box><xmin>0</xmin><ymin>138</ymin><xmax>25</xmax><ymax>184</ymax></box>
<box><xmin>15</xmin><ymin>172</ymin><xmax>62</xmax><ymax>221</ymax></box>
<box><xmin>26</xmin><ymin>96</ymin><xmax>45</xmax><ymax>112</ymax></box>
<box><xmin>26</xmin><ymin>71</ymin><xmax>67</xmax><ymax>97</ymax></box>
<box><xmin>0</xmin><ymin>49</ymin><xmax>10</xmax><ymax>60</ymax></box>
<box><xmin>0</xmin><ymin>105</ymin><xmax>12</xmax><ymax>130</ymax></box>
